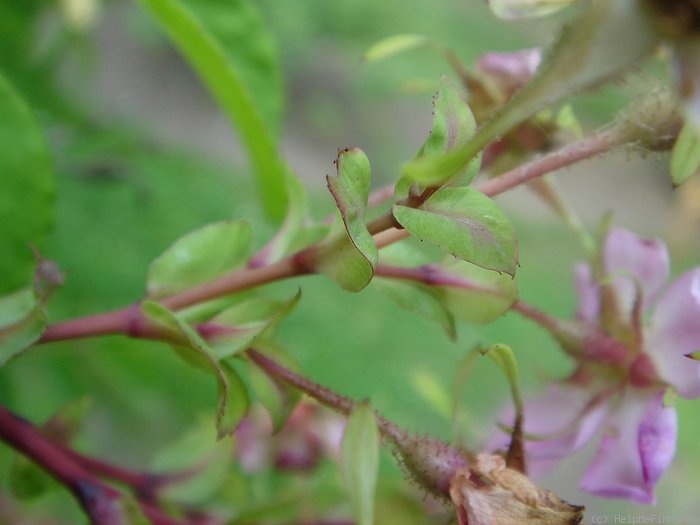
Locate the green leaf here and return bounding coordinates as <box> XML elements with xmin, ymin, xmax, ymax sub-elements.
<box><xmin>398</xmin><ymin>78</ymin><xmax>479</xmax><ymax>192</ymax></box>
<box><xmin>341</xmin><ymin>403</ymin><xmax>380</xmax><ymax>525</ymax></box>
<box><xmin>404</xmin><ymin>0</ymin><xmax>658</xmax><ymax>184</ymax></box>
<box><xmin>151</xmin><ymin>416</ymin><xmax>234</xmax><ymax>504</ymax></box>
<box><xmin>487</xmin><ymin>0</ymin><xmax>577</xmax><ymax>19</ymax></box>
<box><xmin>142</xmin><ymin>300</ymin><xmax>250</xmax><ymax>438</ymax></box>
<box><xmin>9</xmin><ymin>454</ymin><xmax>55</xmax><ymax>500</ymax></box>
<box><xmin>0</xmin><ymin>288</ymin><xmax>44</xmax><ymax>366</ymax></box>
<box><xmin>435</xmin><ymin>258</ymin><xmax>518</xmax><ymax>324</ymax></box>
<box><xmin>208</xmin><ymin>289</ymin><xmax>301</xmax><ymax>359</ymax></box>
<box><xmin>0</xmin><ymin>73</ymin><xmax>54</xmax><ymax>294</ymax></box>
<box><xmin>393</xmin><ymin>187</ymin><xmax>518</xmax><ymax>275</ymax></box>
<box><xmin>133</xmin><ymin>0</ymin><xmax>288</xmax><ymax>219</ymax></box>
<box><xmin>363</xmin><ymin>34</ymin><xmax>429</xmax><ymax>62</ymax></box>
<box><xmin>671</xmin><ymin>121</ymin><xmax>700</xmax><ymax>187</ymax></box>
<box><xmin>479</xmin><ymin>343</ymin><xmax>525</xmax><ymax>471</ymax></box>
<box><xmin>314</xmin><ymin>148</ymin><xmax>378</xmax><ymax>292</ymax></box>
<box><xmin>147</xmin><ymin>221</ymin><xmax>251</xmax><ymax>299</ymax></box>
<box><xmin>373</xmin><ymin>279</ymin><xmax>456</xmax><ymax>339</ymax></box>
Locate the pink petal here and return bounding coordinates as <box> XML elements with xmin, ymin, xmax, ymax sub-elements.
<box><xmin>492</xmin><ymin>383</ymin><xmax>607</xmax><ymax>473</ymax></box>
<box><xmin>580</xmin><ymin>390</ymin><xmax>676</xmax><ymax>504</ymax></box>
<box><xmin>476</xmin><ymin>49</ymin><xmax>541</xmax><ymax>95</ymax></box>
<box><xmin>574</xmin><ymin>262</ymin><xmax>599</xmax><ymax>323</ymax></box>
<box><xmin>648</xmin><ymin>268</ymin><xmax>700</xmax><ymax>398</ymax></box>
<box><xmin>603</xmin><ymin>228</ymin><xmax>670</xmax><ymax>318</ymax></box>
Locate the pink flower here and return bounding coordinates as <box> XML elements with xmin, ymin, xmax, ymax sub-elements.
<box><xmin>496</xmin><ymin>227</ymin><xmax>700</xmax><ymax>504</ymax></box>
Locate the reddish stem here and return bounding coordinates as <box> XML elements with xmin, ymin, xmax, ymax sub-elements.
<box><xmin>0</xmin><ymin>406</ymin><xmax>126</xmax><ymax>525</ymax></box>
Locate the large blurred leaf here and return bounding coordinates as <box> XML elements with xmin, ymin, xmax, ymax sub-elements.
<box><xmin>0</xmin><ymin>287</ymin><xmax>44</xmax><ymax>366</ymax></box>
<box><xmin>147</xmin><ymin>220</ymin><xmax>251</xmax><ymax>299</ymax></box>
<box><xmin>393</xmin><ymin>187</ymin><xmax>518</xmax><ymax>275</ymax></box>
<box><xmin>341</xmin><ymin>403</ymin><xmax>380</xmax><ymax>525</ymax></box>
<box><xmin>487</xmin><ymin>0</ymin><xmax>577</xmax><ymax>19</ymax></box>
<box><xmin>142</xmin><ymin>300</ymin><xmax>250</xmax><ymax>438</ymax></box>
<box><xmin>314</xmin><ymin>148</ymin><xmax>377</xmax><ymax>292</ymax></box>
<box><xmin>0</xmin><ymin>72</ymin><xmax>54</xmax><ymax>294</ymax></box>
<box><xmin>133</xmin><ymin>0</ymin><xmax>288</xmax><ymax>219</ymax></box>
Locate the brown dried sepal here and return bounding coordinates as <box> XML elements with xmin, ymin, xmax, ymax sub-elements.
<box><xmin>449</xmin><ymin>454</ymin><xmax>584</xmax><ymax>525</ymax></box>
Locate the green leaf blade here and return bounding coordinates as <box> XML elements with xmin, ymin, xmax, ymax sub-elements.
<box><xmin>147</xmin><ymin>221</ymin><xmax>251</xmax><ymax>299</ymax></box>
<box><xmin>315</xmin><ymin>148</ymin><xmax>378</xmax><ymax>292</ymax></box>
<box><xmin>133</xmin><ymin>0</ymin><xmax>288</xmax><ymax>218</ymax></box>
<box><xmin>142</xmin><ymin>300</ymin><xmax>250</xmax><ymax>438</ymax></box>
<box><xmin>0</xmin><ymin>73</ymin><xmax>54</xmax><ymax>294</ymax></box>
<box><xmin>671</xmin><ymin>121</ymin><xmax>700</xmax><ymax>187</ymax></box>
<box><xmin>393</xmin><ymin>188</ymin><xmax>518</xmax><ymax>276</ymax></box>
<box><xmin>363</xmin><ymin>34</ymin><xmax>429</xmax><ymax>63</ymax></box>
<box><xmin>0</xmin><ymin>288</ymin><xmax>44</xmax><ymax>366</ymax></box>
<box><xmin>341</xmin><ymin>403</ymin><xmax>380</xmax><ymax>525</ymax></box>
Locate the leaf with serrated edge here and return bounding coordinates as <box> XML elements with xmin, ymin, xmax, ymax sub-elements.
<box><xmin>147</xmin><ymin>221</ymin><xmax>251</xmax><ymax>299</ymax></box>
<box><xmin>342</xmin><ymin>403</ymin><xmax>380</xmax><ymax>525</ymax></box>
<box><xmin>142</xmin><ymin>300</ymin><xmax>249</xmax><ymax>438</ymax></box>
<box><xmin>671</xmin><ymin>121</ymin><xmax>700</xmax><ymax>187</ymax></box>
<box><xmin>393</xmin><ymin>187</ymin><xmax>518</xmax><ymax>276</ymax></box>
<box><xmin>0</xmin><ymin>73</ymin><xmax>54</xmax><ymax>294</ymax></box>
<box><xmin>315</xmin><ymin>148</ymin><xmax>377</xmax><ymax>292</ymax></box>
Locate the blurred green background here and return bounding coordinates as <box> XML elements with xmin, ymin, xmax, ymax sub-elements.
<box><xmin>1</xmin><ymin>0</ymin><xmax>699</xmax><ymax>522</ymax></box>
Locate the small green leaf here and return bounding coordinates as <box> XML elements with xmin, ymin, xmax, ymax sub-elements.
<box><xmin>671</xmin><ymin>121</ymin><xmax>700</xmax><ymax>187</ymax></box>
<box><xmin>314</xmin><ymin>148</ymin><xmax>378</xmax><ymax>291</ymax></box>
<box><xmin>373</xmin><ymin>279</ymin><xmax>456</xmax><ymax>339</ymax></box>
<box><xmin>342</xmin><ymin>403</ymin><xmax>380</xmax><ymax>525</ymax></box>
<box><xmin>142</xmin><ymin>300</ymin><xmax>250</xmax><ymax>438</ymax></box>
<box><xmin>393</xmin><ymin>187</ymin><xmax>518</xmax><ymax>275</ymax></box>
<box><xmin>208</xmin><ymin>290</ymin><xmax>301</xmax><ymax>359</ymax></box>
<box><xmin>398</xmin><ymin>78</ymin><xmax>479</xmax><ymax>190</ymax></box>
<box><xmin>0</xmin><ymin>73</ymin><xmax>54</xmax><ymax>294</ymax></box>
<box><xmin>147</xmin><ymin>221</ymin><xmax>251</xmax><ymax>299</ymax></box>
<box><xmin>133</xmin><ymin>0</ymin><xmax>288</xmax><ymax>219</ymax></box>
<box><xmin>487</xmin><ymin>0</ymin><xmax>577</xmax><ymax>19</ymax></box>
<box><xmin>41</xmin><ymin>397</ymin><xmax>92</xmax><ymax>444</ymax></box>
<box><xmin>0</xmin><ymin>288</ymin><xmax>44</xmax><ymax>366</ymax></box>
<box><xmin>479</xmin><ymin>343</ymin><xmax>525</xmax><ymax>471</ymax></box>
<box><xmin>436</xmin><ymin>259</ymin><xmax>518</xmax><ymax>324</ymax></box>
<box><xmin>363</xmin><ymin>34</ymin><xmax>429</xmax><ymax>62</ymax></box>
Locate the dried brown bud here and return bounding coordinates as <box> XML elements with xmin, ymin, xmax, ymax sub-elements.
<box><xmin>449</xmin><ymin>454</ymin><xmax>584</xmax><ymax>525</ymax></box>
